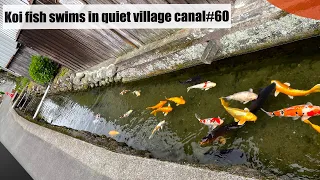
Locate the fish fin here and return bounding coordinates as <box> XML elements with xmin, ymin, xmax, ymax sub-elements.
<box><xmin>260</xmin><ymin>108</ymin><xmax>274</xmax><ymax>117</ymax></box>
<box><xmin>176</xmin><ymin>104</ymin><xmax>179</xmax><ymax>106</ymax></box>
<box><xmin>220</xmin><ymin>119</ymin><xmax>224</xmax><ymax>125</ymax></box>
<box><xmin>306</xmin><ymin>102</ymin><xmax>313</xmax><ymax>106</ymax></box>
<box><xmin>165</xmin><ymin>96</ymin><xmax>168</xmax><ymax>99</ymax></box>
<box><xmin>249</xmin><ymin>88</ymin><xmax>253</xmax><ymax>92</ymax></box>
<box><xmin>164</xmin><ymin>112</ymin><xmax>168</xmax><ymax>116</ymax></box>
<box><xmin>234</xmin><ymin>118</ymin><xmax>239</xmax><ymax>122</ymax></box>
<box><xmin>211</xmin><ymin>124</ymin><xmax>218</xmax><ymax>130</ymax></box>
<box><xmin>274</xmin><ymin>91</ymin><xmax>280</xmax><ymax>97</ymax></box>
<box><xmin>243</xmin><ymin>101</ymin><xmax>249</xmax><ymax>104</ymax></box>
<box><xmin>288</xmin><ymin>95</ymin><xmax>294</xmax><ymax>99</ymax></box>
<box><xmin>168</xmin><ymin>103</ymin><xmax>171</xmax><ymax>107</ymax></box>
<box><xmin>309</xmin><ymin>84</ymin><xmax>320</xmax><ymax>93</ymax></box>
<box><xmin>292</xmin><ymin>116</ymin><xmax>299</xmax><ymax>120</ymax></box>
<box><xmin>205</xmin><ymin>88</ymin><xmax>210</xmax><ymax>91</ymax></box>
<box><xmin>195</xmin><ymin>113</ymin><xmax>201</xmax><ymax>120</ymax></box>
<box><xmin>180</xmin><ymin>96</ymin><xmax>183</xmax><ymax>99</ymax></box>
<box><xmin>244</xmin><ymin>108</ymin><xmax>249</xmax><ymax>112</ymax></box>
<box><xmin>301</xmin><ymin>116</ymin><xmax>310</xmax><ymax>121</ymax></box>
<box><xmin>284</xmin><ymin>82</ymin><xmax>290</xmax><ymax>86</ymax></box>
<box><xmin>238</xmin><ymin>119</ymin><xmax>246</xmax><ymax>126</ymax></box>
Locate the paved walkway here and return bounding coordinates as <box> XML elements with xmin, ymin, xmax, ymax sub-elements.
<box><xmin>0</xmin><ymin>82</ymin><xmax>256</xmax><ymax>180</ymax></box>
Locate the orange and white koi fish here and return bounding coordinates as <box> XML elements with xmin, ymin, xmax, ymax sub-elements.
<box><xmin>195</xmin><ymin>113</ymin><xmax>224</xmax><ymax>130</ymax></box>
<box><xmin>220</xmin><ymin>98</ymin><xmax>257</xmax><ymax>125</ymax></box>
<box><xmin>224</xmin><ymin>89</ymin><xmax>258</xmax><ymax>104</ymax></box>
<box><xmin>120</xmin><ymin>110</ymin><xmax>133</xmax><ymax>118</ymax></box>
<box><xmin>187</xmin><ymin>81</ymin><xmax>216</xmax><ymax>92</ymax></box>
<box><xmin>261</xmin><ymin>102</ymin><xmax>320</xmax><ymax>121</ymax></box>
<box><xmin>150</xmin><ymin>103</ymin><xmax>172</xmax><ymax>116</ymax></box>
<box><xmin>146</xmin><ymin>101</ymin><xmax>167</xmax><ymax>110</ymax></box>
<box><xmin>272</xmin><ymin>80</ymin><xmax>320</xmax><ymax>99</ymax></box>
<box><xmin>109</xmin><ymin>130</ymin><xmax>119</xmax><ymax>136</ymax></box>
<box><xmin>149</xmin><ymin>120</ymin><xmax>166</xmax><ymax>139</ymax></box>
<box><xmin>132</xmin><ymin>90</ymin><xmax>141</xmax><ymax>97</ymax></box>
<box><xmin>166</xmin><ymin>96</ymin><xmax>186</xmax><ymax>106</ymax></box>
<box><xmin>120</xmin><ymin>89</ymin><xmax>130</xmax><ymax>95</ymax></box>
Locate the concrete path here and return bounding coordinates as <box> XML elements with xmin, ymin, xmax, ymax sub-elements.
<box><xmin>0</xmin><ymin>83</ymin><xmax>257</xmax><ymax>180</ymax></box>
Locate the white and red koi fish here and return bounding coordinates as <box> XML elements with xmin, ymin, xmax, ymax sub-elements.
<box><xmin>261</xmin><ymin>102</ymin><xmax>320</xmax><ymax>133</ymax></box>
<box><xmin>195</xmin><ymin>114</ymin><xmax>224</xmax><ymax>130</ymax></box>
<box><xmin>149</xmin><ymin>120</ymin><xmax>166</xmax><ymax>139</ymax></box>
<box><xmin>187</xmin><ymin>81</ymin><xmax>216</xmax><ymax>92</ymax></box>
<box><xmin>120</xmin><ymin>110</ymin><xmax>133</xmax><ymax>118</ymax></box>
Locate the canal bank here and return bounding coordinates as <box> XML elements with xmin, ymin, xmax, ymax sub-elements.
<box><xmin>0</xmin><ymin>86</ymin><xmax>258</xmax><ymax>180</ymax></box>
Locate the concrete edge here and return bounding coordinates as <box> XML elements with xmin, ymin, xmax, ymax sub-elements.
<box><xmin>2</xmin><ymin>97</ymin><xmax>257</xmax><ymax>180</ymax></box>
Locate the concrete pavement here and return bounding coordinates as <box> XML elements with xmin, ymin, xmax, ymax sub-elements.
<box><xmin>0</xmin><ymin>83</ymin><xmax>257</xmax><ymax>180</ymax></box>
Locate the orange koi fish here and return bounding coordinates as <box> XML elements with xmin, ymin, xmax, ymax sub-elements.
<box><xmin>146</xmin><ymin>101</ymin><xmax>167</xmax><ymax>110</ymax></box>
<box><xmin>109</xmin><ymin>130</ymin><xmax>119</xmax><ymax>136</ymax></box>
<box><xmin>166</xmin><ymin>96</ymin><xmax>186</xmax><ymax>106</ymax></box>
<box><xmin>150</xmin><ymin>103</ymin><xmax>173</xmax><ymax>116</ymax></box>
<box><xmin>272</xmin><ymin>80</ymin><xmax>320</xmax><ymax>99</ymax></box>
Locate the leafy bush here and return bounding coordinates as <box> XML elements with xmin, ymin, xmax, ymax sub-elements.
<box><xmin>15</xmin><ymin>76</ymin><xmax>30</xmax><ymax>93</ymax></box>
<box><xmin>29</xmin><ymin>55</ymin><xmax>58</xmax><ymax>84</ymax></box>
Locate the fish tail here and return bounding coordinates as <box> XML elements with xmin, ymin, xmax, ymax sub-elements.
<box><xmin>150</xmin><ymin>110</ymin><xmax>157</xmax><ymax>116</ymax></box>
<box><xmin>195</xmin><ymin>113</ymin><xmax>201</xmax><ymax>121</ymax></box>
<box><xmin>187</xmin><ymin>87</ymin><xmax>192</xmax><ymax>92</ymax></box>
<box><xmin>304</xmin><ymin>120</ymin><xmax>320</xmax><ymax>133</ymax></box>
<box><xmin>309</xmin><ymin>84</ymin><xmax>320</xmax><ymax>93</ymax></box>
<box><xmin>219</xmin><ymin>98</ymin><xmax>229</xmax><ymax>107</ymax></box>
<box><xmin>260</xmin><ymin>108</ymin><xmax>274</xmax><ymax>117</ymax></box>
<box><xmin>149</xmin><ymin>133</ymin><xmax>154</xmax><ymax>139</ymax></box>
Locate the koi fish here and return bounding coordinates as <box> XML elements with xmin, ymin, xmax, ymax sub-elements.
<box><xmin>132</xmin><ymin>90</ymin><xmax>141</xmax><ymax>97</ymax></box>
<box><xmin>120</xmin><ymin>110</ymin><xmax>133</xmax><ymax>118</ymax></box>
<box><xmin>187</xmin><ymin>81</ymin><xmax>216</xmax><ymax>92</ymax></box>
<box><xmin>272</xmin><ymin>80</ymin><xmax>320</xmax><ymax>99</ymax></box>
<box><xmin>149</xmin><ymin>120</ymin><xmax>166</xmax><ymax>139</ymax></box>
<box><xmin>95</xmin><ymin>113</ymin><xmax>101</xmax><ymax>119</ymax></box>
<box><xmin>195</xmin><ymin>113</ymin><xmax>224</xmax><ymax>130</ymax></box>
<box><xmin>120</xmin><ymin>89</ymin><xmax>130</xmax><ymax>95</ymax></box>
<box><xmin>5</xmin><ymin>92</ymin><xmax>14</xmax><ymax>98</ymax></box>
<box><xmin>146</xmin><ymin>101</ymin><xmax>167</xmax><ymax>110</ymax></box>
<box><xmin>200</xmin><ymin>121</ymin><xmax>241</xmax><ymax>146</ymax></box>
<box><xmin>303</xmin><ymin>120</ymin><xmax>320</xmax><ymax>133</ymax></box>
<box><xmin>179</xmin><ymin>76</ymin><xmax>202</xmax><ymax>85</ymax></box>
<box><xmin>261</xmin><ymin>102</ymin><xmax>320</xmax><ymax>121</ymax></box>
<box><xmin>220</xmin><ymin>98</ymin><xmax>257</xmax><ymax>125</ymax></box>
<box><xmin>166</xmin><ymin>96</ymin><xmax>186</xmax><ymax>106</ymax></box>
<box><xmin>249</xmin><ymin>83</ymin><xmax>276</xmax><ymax>114</ymax></box>
<box><xmin>223</xmin><ymin>89</ymin><xmax>258</xmax><ymax>104</ymax></box>
<box><xmin>109</xmin><ymin>130</ymin><xmax>119</xmax><ymax>136</ymax></box>
<box><xmin>150</xmin><ymin>103</ymin><xmax>172</xmax><ymax>116</ymax></box>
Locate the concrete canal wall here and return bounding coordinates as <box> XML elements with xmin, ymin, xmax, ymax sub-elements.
<box><xmin>0</xmin><ymin>93</ymin><xmax>257</xmax><ymax>180</ymax></box>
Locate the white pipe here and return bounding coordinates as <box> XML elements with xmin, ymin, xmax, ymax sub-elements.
<box><xmin>33</xmin><ymin>84</ymin><xmax>51</xmax><ymax>119</ymax></box>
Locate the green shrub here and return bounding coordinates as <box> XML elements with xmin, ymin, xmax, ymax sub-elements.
<box><xmin>29</xmin><ymin>55</ymin><xmax>58</xmax><ymax>84</ymax></box>
<box><xmin>15</xmin><ymin>76</ymin><xmax>30</xmax><ymax>93</ymax></box>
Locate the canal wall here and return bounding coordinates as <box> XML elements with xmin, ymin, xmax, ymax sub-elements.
<box><xmin>25</xmin><ymin>0</ymin><xmax>320</xmax><ymax>95</ymax></box>
<box><xmin>0</xmin><ymin>92</ymin><xmax>258</xmax><ymax>180</ymax></box>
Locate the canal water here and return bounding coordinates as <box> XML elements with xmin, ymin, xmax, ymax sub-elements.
<box><xmin>36</xmin><ymin>37</ymin><xmax>320</xmax><ymax>179</ymax></box>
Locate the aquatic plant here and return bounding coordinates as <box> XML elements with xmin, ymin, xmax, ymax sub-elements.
<box><xmin>29</xmin><ymin>55</ymin><xmax>58</xmax><ymax>85</ymax></box>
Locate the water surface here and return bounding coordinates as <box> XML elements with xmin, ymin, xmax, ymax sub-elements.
<box><xmin>38</xmin><ymin>37</ymin><xmax>320</xmax><ymax>179</ymax></box>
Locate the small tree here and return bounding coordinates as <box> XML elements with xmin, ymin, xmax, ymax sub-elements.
<box><xmin>29</xmin><ymin>55</ymin><xmax>58</xmax><ymax>84</ymax></box>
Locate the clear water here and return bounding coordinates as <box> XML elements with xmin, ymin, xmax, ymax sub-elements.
<box><xmin>37</xmin><ymin>37</ymin><xmax>320</xmax><ymax>179</ymax></box>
